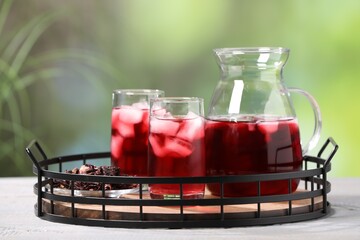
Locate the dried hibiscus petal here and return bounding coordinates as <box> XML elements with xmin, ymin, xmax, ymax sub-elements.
<box><xmin>52</xmin><ymin>164</ymin><xmax>136</xmax><ymax>190</ymax></box>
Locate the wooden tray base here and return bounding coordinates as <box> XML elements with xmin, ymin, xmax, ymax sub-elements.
<box><xmin>42</xmin><ymin>190</ymin><xmax>323</xmax><ymax>221</ymax></box>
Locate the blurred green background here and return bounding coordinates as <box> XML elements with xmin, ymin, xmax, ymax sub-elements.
<box><xmin>1</xmin><ymin>0</ymin><xmax>359</xmax><ymax>177</ymax></box>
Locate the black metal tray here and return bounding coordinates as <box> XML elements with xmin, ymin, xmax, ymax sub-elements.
<box><xmin>26</xmin><ymin>137</ymin><xmax>338</xmax><ymax>228</ymax></box>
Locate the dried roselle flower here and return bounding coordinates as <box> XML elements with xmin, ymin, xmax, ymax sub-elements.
<box><xmin>105</xmin><ymin>166</ymin><xmax>120</xmax><ymax>176</ymax></box>
<box><xmin>87</xmin><ymin>182</ymin><xmax>101</xmax><ymax>191</ymax></box>
<box><xmin>79</xmin><ymin>164</ymin><xmax>95</xmax><ymax>174</ymax></box>
<box><xmin>52</xmin><ymin>164</ymin><xmax>135</xmax><ymax>191</ymax></box>
<box><xmin>94</xmin><ymin>167</ymin><xmax>104</xmax><ymax>175</ymax></box>
<box><xmin>52</xmin><ymin>178</ymin><xmax>69</xmax><ymax>189</ymax></box>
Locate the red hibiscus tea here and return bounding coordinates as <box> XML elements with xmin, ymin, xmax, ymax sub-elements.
<box><xmin>205</xmin><ymin>116</ymin><xmax>303</xmax><ymax>197</ymax></box>
<box><xmin>111</xmin><ymin>106</ymin><xmax>149</xmax><ymax>176</ymax></box>
<box><xmin>148</xmin><ymin>98</ymin><xmax>205</xmax><ymax>199</ymax></box>
<box><xmin>111</xmin><ymin>89</ymin><xmax>164</xmax><ymax>176</ymax></box>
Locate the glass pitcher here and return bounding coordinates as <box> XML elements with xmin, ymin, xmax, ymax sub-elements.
<box><xmin>205</xmin><ymin>47</ymin><xmax>321</xmax><ymax>197</ymax></box>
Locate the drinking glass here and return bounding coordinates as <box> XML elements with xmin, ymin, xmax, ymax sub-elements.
<box><xmin>111</xmin><ymin>89</ymin><xmax>164</xmax><ymax>176</ymax></box>
<box><xmin>148</xmin><ymin>97</ymin><xmax>205</xmax><ymax>199</ymax></box>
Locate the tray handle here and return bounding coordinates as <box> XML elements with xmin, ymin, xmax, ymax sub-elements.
<box><xmin>25</xmin><ymin>139</ymin><xmax>48</xmax><ymax>172</ymax></box>
<box><xmin>317</xmin><ymin>137</ymin><xmax>339</xmax><ymax>169</ymax></box>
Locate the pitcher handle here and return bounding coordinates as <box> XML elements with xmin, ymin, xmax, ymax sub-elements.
<box><xmin>288</xmin><ymin>87</ymin><xmax>322</xmax><ymax>155</ymax></box>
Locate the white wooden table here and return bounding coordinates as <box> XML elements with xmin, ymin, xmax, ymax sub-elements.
<box><xmin>1</xmin><ymin>177</ymin><xmax>360</xmax><ymax>240</ymax></box>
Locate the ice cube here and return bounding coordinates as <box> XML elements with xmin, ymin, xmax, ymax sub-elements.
<box><xmin>164</xmin><ymin>137</ymin><xmax>193</xmax><ymax>158</ymax></box>
<box><xmin>149</xmin><ymin>134</ymin><xmax>193</xmax><ymax>158</ymax></box>
<box><xmin>163</xmin><ymin>112</ymin><xmax>174</xmax><ymax>119</ymax></box>
<box><xmin>184</xmin><ymin>111</ymin><xmax>199</xmax><ymax>119</ymax></box>
<box><xmin>149</xmin><ymin>134</ymin><xmax>166</xmax><ymax>158</ymax></box>
<box><xmin>111</xmin><ymin>109</ymin><xmax>121</xmax><ymax>128</ymax></box>
<box><xmin>248</xmin><ymin>123</ymin><xmax>256</xmax><ymax>131</ymax></box>
<box><xmin>258</xmin><ymin>121</ymin><xmax>279</xmax><ymax>135</ymax></box>
<box><xmin>150</xmin><ymin>118</ymin><xmax>180</xmax><ymax>136</ymax></box>
<box><xmin>118</xmin><ymin>122</ymin><xmax>135</xmax><ymax>138</ymax></box>
<box><xmin>118</xmin><ymin>106</ymin><xmax>144</xmax><ymax>124</ymax></box>
<box><xmin>111</xmin><ymin>136</ymin><xmax>124</xmax><ymax>159</ymax></box>
<box><xmin>132</xmin><ymin>101</ymin><xmax>149</xmax><ymax>110</ymax></box>
<box><xmin>177</xmin><ymin>116</ymin><xmax>204</xmax><ymax>141</ymax></box>
<box><xmin>151</xmin><ymin>106</ymin><xmax>167</xmax><ymax>117</ymax></box>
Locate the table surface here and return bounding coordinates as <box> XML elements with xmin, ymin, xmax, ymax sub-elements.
<box><xmin>1</xmin><ymin>177</ymin><xmax>360</xmax><ymax>240</ymax></box>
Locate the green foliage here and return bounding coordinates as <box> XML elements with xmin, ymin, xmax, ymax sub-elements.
<box><xmin>2</xmin><ymin>0</ymin><xmax>360</xmax><ymax>176</ymax></box>
<box><xmin>0</xmin><ymin>0</ymin><xmax>64</xmax><ymax>175</ymax></box>
<box><xmin>0</xmin><ymin>1</ymin><xmax>114</xmax><ymax>176</ymax></box>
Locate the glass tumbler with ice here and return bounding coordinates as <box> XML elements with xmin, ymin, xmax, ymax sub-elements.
<box><xmin>148</xmin><ymin>97</ymin><xmax>205</xmax><ymax>199</ymax></box>
<box><xmin>111</xmin><ymin>89</ymin><xmax>164</xmax><ymax>176</ymax></box>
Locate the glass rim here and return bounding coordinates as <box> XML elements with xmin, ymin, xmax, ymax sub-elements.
<box><xmin>113</xmin><ymin>89</ymin><xmax>164</xmax><ymax>95</ymax></box>
<box><xmin>150</xmin><ymin>97</ymin><xmax>204</xmax><ymax>103</ymax></box>
<box><xmin>213</xmin><ymin>47</ymin><xmax>290</xmax><ymax>55</ymax></box>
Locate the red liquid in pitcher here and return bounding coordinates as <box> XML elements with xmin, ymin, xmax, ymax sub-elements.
<box><xmin>111</xmin><ymin>106</ymin><xmax>149</xmax><ymax>176</ymax></box>
<box><xmin>148</xmin><ymin>115</ymin><xmax>205</xmax><ymax>199</ymax></box>
<box><xmin>205</xmin><ymin>116</ymin><xmax>302</xmax><ymax>197</ymax></box>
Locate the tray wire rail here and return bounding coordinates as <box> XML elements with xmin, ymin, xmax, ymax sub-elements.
<box><xmin>26</xmin><ymin>137</ymin><xmax>338</xmax><ymax>228</ymax></box>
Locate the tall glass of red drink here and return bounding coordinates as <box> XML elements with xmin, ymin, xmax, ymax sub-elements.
<box><xmin>111</xmin><ymin>89</ymin><xmax>164</xmax><ymax>176</ymax></box>
<box><xmin>148</xmin><ymin>97</ymin><xmax>205</xmax><ymax>199</ymax></box>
